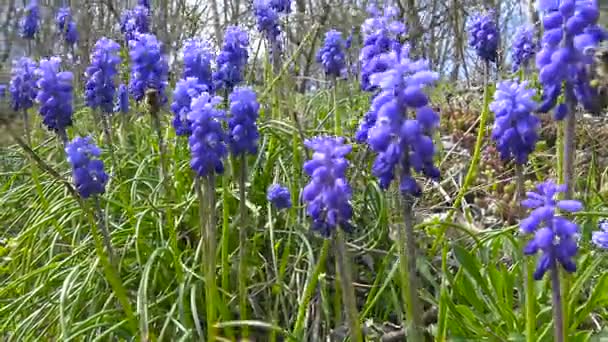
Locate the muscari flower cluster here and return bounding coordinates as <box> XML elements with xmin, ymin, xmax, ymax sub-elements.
<box><xmin>467</xmin><ymin>11</ymin><xmax>500</xmax><ymax>62</ymax></box>
<box><xmin>139</xmin><ymin>0</ymin><xmax>151</xmax><ymax>9</ymax></box>
<box><xmin>115</xmin><ymin>83</ymin><xmax>129</xmax><ymax>114</ymax></box>
<box><xmin>359</xmin><ymin>6</ymin><xmax>406</xmax><ymax>92</ymax></box>
<box><xmin>128</xmin><ymin>33</ymin><xmax>168</xmax><ymax>104</ymax></box>
<box><xmin>254</xmin><ymin>0</ymin><xmax>281</xmax><ymax>44</ymax></box>
<box><xmin>85</xmin><ymin>38</ymin><xmax>121</xmax><ymax>114</ymax></box>
<box><xmin>267</xmin><ymin>184</ymin><xmax>292</xmax><ymax>209</ymax></box>
<box><xmin>520</xmin><ymin>180</ymin><xmax>583</xmax><ymax>280</ymax></box>
<box><xmin>355</xmin><ymin>6</ymin><xmax>406</xmax><ymax>142</ymax></box>
<box><xmin>65</xmin><ymin>136</ymin><xmax>109</xmax><ymax>198</ymax></box>
<box><xmin>188</xmin><ymin>93</ymin><xmax>227</xmax><ymax>177</ymax></box>
<box><xmin>303</xmin><ymin>137</ymin><xmax>353</xmax><ymax>237</ymax></box>
<box><xmin>171</xmin><ymin>39</ymin><xmax>214</xmax><ymax>136</ymax></box>
<box><xmin>511</xmin><ymin>26</ymin><xmax>537</xmax><ymax>72</ymax></box>
<box><xmin>364</xmin><ymin>44</ymin><xmax>440</xmax><ymax>194</ymax></box>
<box><xmin>20</xmin><ymin>0</ymin><xmax>39</xmax><ymax>39</ymax></box>
<box><xmin>316</xmin><ymin>30</ymin><xmax>348</xmax><ymax>79</ymax></box>
<box><xmin>120</xmin><ymin>5</ymin><xmax>150</xmax><ymax>42</ymax></box>
<box><xmin>214</xmin><ymin>26</ymin><xmax>249</xmax><ymax>93</ymax></box>
<box><xmin>56</xmin><ymin>7</ymin><xmax>78</xmax><ymax>45</ymax></box>
<box><xmin>35</xmin><ymin>57</ymin><xmax>74</xmax><ymax>133</ymax></box>
<box><xmin>536</xmin><ymin>0</ymin><xmax>606</xmax><ymax>117</ymax></box>
<box><xmin>228</xmin><ymin>87</ymin><xmax>260</xmax><ymax>156</ymax></box>
<box><xmin>592</xmin><ymin>219</ymin><xmax>608</xmax><ymax>249</ymax></box>
<box><xmin>490</xmin><ymin>80</ymin><xmax>540</xmax><ymax>164</ymax></box>
<box><xmin>9</xmin><ymin>57</ymin><xmax>37</xmax><ymax>112</ymax></box>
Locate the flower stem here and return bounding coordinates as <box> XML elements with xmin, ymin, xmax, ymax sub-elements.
<box><xmin>22</xmin><ymin>109</ymin><xmax>32</xmax><ymax>145</ymax></box>
<box><xmin>516</xmin><ymin>164</ymin><xmax>536</xmax><ymax>342</ymax></box>
<box><xmin>333</xmin><ymin>78</ymin><xmax>342</xmax><ymax>136</ymax></box>
<box><xmin>293</xmin><ymin>239</ymin><xmax>330</xmax><ymax>339</ymax></box>
<box><xmin>101</xmin><ymin>113</ymin><xmax>118</xmax><ymax>178</ymax></box>
<box><xmin>399</xmin><ymin>195</ymin><xmax>423</xmax><ymax>341</ymax></box>
<box><xmin>94</xmin><ymin>196</ymin><xmax>116</xmax><ymax>266</ymax></box>
<box><xmin>551</xmin><ymin>262</ymin><xmax>565</xmax><ymax>342</ymax></box>
<box><xmin>335</xmin><ymin>229</ymin><xmax>363</xmax><ymax>342</ymax></box>
<box><xmin>563</xmin><ymin>86</ymin><xmax>576</xmax><ymax>200</ymax></box>
<box><xmin>238</xmin><ymin>155</ymin><xmax>249</xmax><ymax>336</ymax></box>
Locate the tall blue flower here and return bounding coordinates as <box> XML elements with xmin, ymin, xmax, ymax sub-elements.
<box><xmin>302</xmin><ymin>136</ymin><xmax>353</xmax><ymax>237</ymax></box>
<box><xmin>182</xmin><ymin>38</ymin><xmax>214</xmax><ymax>91</ymax></box>
<box><xmin>128</xmin><ymin>33</ymin><xmax>168</xmax><ymax>104</ymax></box>
<box><xmin>269</xmin><ymin>0</ymin><xmax>291</xmax><ymax>13</ymax></box>
<box><xmin>316</xmin><ymin>30</ymin><xmax>347</xmax><ymax>78</ymax></box>
<box><xmin>228</xmin><ymin>87</ymin><xmax>260</xmax><ymax>155</ymax></box>
<box><xmin>56</xmin><ymin>7</ymin><xmax>79</xmax><ymax>45</ymax></box>
<box><xmin>359</xmin><ymin>5</ymin><xmax>406</xmax><ymax>92</ymax></box>
<box><xmin>114</xmin><ymin>83</ymin><xmax>130</xmax><ymax>114</ymax></box>
<box><xmin>9</xmin><ymin>57</ymin><xmax>37</xmax><ymax>112</ymax></box>
<box><xmin>364</xmin><ymin>44</ymin><xmax>440</xmax><ymax>194</ymax></box>
<box><xmin>520</xmin><ymin>180</ymin><xmax>583</xmax><ymax>280</ymax></box>
<box><xmin>214</xmin><ymin>26</ymin><xmax>249</xmax><ymax>93</ymax></box>
<box><xmin>35</xmin><ymin>57</ymin><xmax>74</xmax><ymax>133</ymax></box>
<box><xmin>65</xmin><ymin>136</ymin><xmax>109</xmax><ymax>198</ymax></box>
<box><xmin>267</xmin><ymin>184</ymin><xmax>292</xmax><ymax>209</ymax></box>
<box><xmin>511</xmin><ymin>26</ymin><xmax>537</xmax><ymax>72</ymax></box>
<box><xmin>188</xmin><ymin>93</ymin><xmax>227</xmax><ymax>176</ymax></box>
<box><xmin>171</xmin><ymin>77</ymin><xmax>206</xmax><ymax>136</ymax></box>
<box><xmin>20</xmin><ymin>0</ymin><xmax>39</xmax><ymax>39</ymax></box>
<box><xmin>467</xmin><ymin>11</ymin><xmax>500</xmax><ymax>62</ymax></box>
<box><xmin>120</xmin><ymin>5</ymin><xmax>150</xmax><ymax>42</ymax></box>
<box><xmin>254</xmin><ymin>0</ymin><xmax>281</xmax><ymax>43</ymax></box>
<box><xmin>490</xmin><ymin>80</ymin><xmax>540</xmax><ymax>164</ymax></box>
<box><xmin>536</xmin><ymin>0</ymin><xmax>606</xmax><ymax>116</ymax></box>
<box><xmin>592</xmin><ymin>220</ymin><xmax>608</xmax><ymax>249</ymax></box>
<box><xmin>85</xmin><ymin>38</ymin><xmax>121</xmax><ymax>114</ymax></box>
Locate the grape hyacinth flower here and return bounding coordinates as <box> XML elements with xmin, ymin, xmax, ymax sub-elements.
<box><xmin>35</xmin><ymin>57</ymin><xmax>74</xmax><ymax>136</ymax></box>
<box><xmin>267</xmin><ymin>184</ymin><xmax>292</xmax><ymax>209</ymax></box>
<box><xmin>316</xmin><ymin>30</ymin><xmax>347</xmax><ymax>79</ymax></box>
<box><xmin>468</xmin><ymin>11</ymin><xmax>500</xmax><ymax>62</ymax></box>
<box><xmin>213</xmin><ymin>26</ymin><xmax>249</xmax><ymax>93</ymax></box>
<box><xmin>269</xmin><ymin>0</ymin><xmax>291</xmax><ymax>13</ymax></box>
<box><xmin>120</xmin><ymin>5</ymin><xmax>150</xmax><ymax>42</ymax></box>
<box><xmin>182</xmin><ymin>38</ymin><xmax>214</xmax><ymax>91</ymax></box>
<box><xmin>138</xmin><ymin>0</ymin><xmax>151</xmax><ymax>9</ymax></box>
<box><xmin>228</xmin><ymin>87</ymin><xmax>260</xmax><ymax>155</ymax></box>
<box><xmin>536</xmin><ymin>0</ymin><xmax>605</xmax><ymax>115</ymax></box>
<box><xmin>592</xmin><ymin>220</ymin><xmax>608</xmax><ymax>249</ymax></box>
<box><xmin>9</xmin><ymin>57</ymin><xmax>37</xmax><ymax>112</ymax></box>
<box><xmin>490</xmin><ymin>80</ymin><xmax>540</xmax><ymax>164</ymax></box>
<box><xmin>188</xmin><ymin>93</ymin><xmax>227</xmax><ymax>177</ymax></box>
<box><xmin>65</xmin><ymin>136</ymin><xmax>109</xmax><ymax>198</ymax></box>
<box><xmin>302</xmin><ymin>136</ymin><xmax>353</xmax><ymax>237</ymax></box>
<box><xmin>520</xmin><ymin>180</ymin><xmax>583</xmax><ymax>280</ymax></box>
<box><xmin>171</xmin><ymin>77</ymin><xmax>206</xmax><ymax>136</ymax></box>
<box><xmin>365</xmin><ymin>44</ymin><xmax>440</xmax><ymax>194</ymax></box>
<box><xmin>85</xmin><ymin>38</ymin><xmax>121</xmax><ymax>114</ymax></box>
<box><xmin>128</xmin><ymin>33</ymin><xmax>168</xmax><ymax>104</ymax></box>
<box><xmin>359</xmin><ymin>6</ymin><xmax>406</xmax><ymax>92</ymax></box>
<box><xmin>56</xmin><ymin>7</ymin><xmax>78</xmax><ymax>45</ymax></box>
<box><xmin>19</xmin><ymin>0</ymin><xmax>39</xmax><ymax>39</ymax></box>
<box><xmin>254</xmin><ymin>0</ymin><xmax>281</xmax><ymax>43</ymax></box>
<box><xmin>114</xmin><ymin>84</ymin><xmax>129</xmax><ymax>114</ymax></box>
<box><xmin>512</xmin><ymin>26</ymin><xmax>537</xmax><ymax>72</ymax></box>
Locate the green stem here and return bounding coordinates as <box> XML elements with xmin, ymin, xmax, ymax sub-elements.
<box><xmin>293</xmin><ymin>239</ymin><xmax>330</xmax><ymax>339</ymax></box>
<box><xmin>399</xmin><ymin>195</ymin><xmax>423</xmax><ymax>341</ymax></box>
<box><xmin>198</xmin><ymin>176</ymin><xmax>218</xmax><ymax>341</ymax></box>
<box><xmin>333</xmin><ymin>78</ymin><xmax>341</xmax><ymax>136</ymax></box>
<box><xmin>516</xmin><ymin>164</ymin><xmax>536</xmax><ymax>342</ymax></box>
<box><xmin>101</xmin><ymin>113</ymin><xmax>119</xmax><ymax>178</ymax></box>
<box><xmin>221</xmin><ymin>171</ymin><xmax>231</xmax><ymax>301</ymax></box>
<box><xmin>334</xmin><ymin>230</ymin><xmax>363</xmax><ymax>342</ymax></box>
<box><xmin>238</xmin><ymin>155</ymin><xmax>249</xmax><ymax>336</ymax></box>
<box><xmin>94</xmin><ymin>196</ymin><xmax>116</xmax><ymax>266</ymax></box>
<box><xmin>432</xmin><ymin>60</ymin><xmax>492</xmax><ymax>254</ymax></box>
<box><xmin>22</xmin><ymin>109</ymin><xmax>32</xmax><ymax>145</ymax></box>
